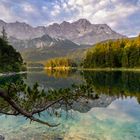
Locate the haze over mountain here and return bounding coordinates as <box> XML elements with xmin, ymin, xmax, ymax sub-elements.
<box><xmin>9</xmin><ymin>34</ymin><xmax>86</xmax><ymax>62</ymax></box>
<box><xmin>9</xmin><ymin>34</ymin><xmax>80</xmax><ymax>50</ymax></box>
<box><xmin>0</xmin><ymin>19</ymin><xmax>126</xmax><ymax>45</ymax></box>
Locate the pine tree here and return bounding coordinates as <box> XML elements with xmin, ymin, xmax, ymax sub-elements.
<box><xmin>122</xmin><ymin>49</ymin><xmax>129</xmax><ymax>67</ymax></box>
<box><xmin>1</xmin><ymin>26</ymin><xmax>8</xmax><ymax>41</ymax></box>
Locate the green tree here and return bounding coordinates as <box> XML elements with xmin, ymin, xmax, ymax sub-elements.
<box><xmin>83</xmin><ymin>34</ymin><xmax>140</xmax><ymax>68</ymax></box>
<box><xmin>1</xmin><ymin>26</ymin><xmax>8</xmax><ymax>42</ymax></box>
<box><xmin>0</xmin><ymin>37</ymin><xmax>26</xmax><ymax>72</ymax></box>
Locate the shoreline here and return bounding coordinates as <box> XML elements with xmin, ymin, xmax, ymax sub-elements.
<box><xmin>77</xmin><ymin>68</ymin><xmax>140</xmax><ymax>72</ymax></box>
<box><xmin>6</xmin><ymin>67</ymin><xmax>140</xmax><ymax>73</ymax></box>
<box><xmin>44</xmin><ymin>66</ymin><xmax>72</xmax><ymax>70</ymax></box>
<box><xmin>0</xmin><ymin>71</ymin><xmax>27</xmax><ymax>77</ymax></box>
<box><xmin>44</xmin><ymin>67</ymin><xmax>140</xmax><ymax>72</ymax></box>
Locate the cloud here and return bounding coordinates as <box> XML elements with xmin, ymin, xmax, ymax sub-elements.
<box><xmin>0</xmin><ymin>0</ymin><xmax>139</xmax><ymax>36</ymax></box>
<box><xmin>21</xmin><ymin>2</ymin><xmax>35</xmax><ymax>13</ymax></box>
<box><xmin>51</xmin><ymin>5</ymin><xmax>61</xmax><ymax>16</ymax></box>
<box><xmin>0</xmin><ymin>4</ymin><xmax>13</xmax><ymax>22</ymax></box>
<box><xmin>42</xmin><ymin>6</ymin><xmax>48</xmax><ymax>11</ymax></box>
<box><xmin>66</xmin><ymin>0</ymin><xmax>140</xmax><ymax>31</ymax></box>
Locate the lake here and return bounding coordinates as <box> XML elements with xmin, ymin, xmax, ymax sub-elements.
<box><xmin>0</xmin><ymin>69</ymin><xmax>140</xmax><ymax>140</ymax></box>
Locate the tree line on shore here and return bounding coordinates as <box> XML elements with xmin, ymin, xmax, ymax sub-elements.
<box><xmin>83</xmin><ymin>35</ymin><xmax>140</xmax><ymax>68</ymax></box>
<box><xmin>44</xmin><ymin>35</ymin><xmax>140</xmax><ymax>69</ymax></box>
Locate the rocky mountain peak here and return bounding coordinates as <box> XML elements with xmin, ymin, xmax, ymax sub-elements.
<box><xmin>50</xmin><ymin>23</ymin><xmax>60</xmax><ymax>27</ymax></box>
<box><xmin>73</xmin><ymin>18</ymin><xmax>91</xmax><ymax>26</ymax></box>
<box><xmin>61</xmin><ymin>21</ymin><xmax>70</xmax><ymax>25</ymax></box>
<box><xmin>10</xmin><ymin>21</ymin><xmax>32</xmax><ymax>28</ymax></box>
<box><xmin>0</xmin><ymin>19</ymin><xmax>6</xmax><ymax>24</ymax></box>
<box><xmin>40</xmin><ymin>34</ymin><xmax>53</xmax><ymax>41</ymax></box>
<box><xmin>0</xmin><ymin>18</ymin><xmax>126</xmax><ymax>44</ymax></box>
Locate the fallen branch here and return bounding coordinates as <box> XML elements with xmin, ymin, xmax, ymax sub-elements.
<box><xmin>0</xmin><ymin>89</ymin><xmax>59</xmax><ymax>127</ymax></box>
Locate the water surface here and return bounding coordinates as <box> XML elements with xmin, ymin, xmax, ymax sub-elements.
<box><xmin>0</xmin><ymin>70</ymin><xmax>140</xmax><ymax>140</ymax></box>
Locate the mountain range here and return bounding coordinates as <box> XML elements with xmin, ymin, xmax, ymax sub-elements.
<box><xmin>0</xmin><ymin>19</ymin><xmax>125</xmax><ymax>45</ymax></box>
<box><xmin>10</xmin><ymin>34</ymin><xmax>86</xmax><ymax>62</ymax></box>
<box><xmin>0</xmin><ymin>19</ymin><xmax>126</xmax><ymax>62</ymax></box>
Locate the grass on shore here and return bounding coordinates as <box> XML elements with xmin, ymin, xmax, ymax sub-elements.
<box><xmin>77</xmin><ymin>67</ymin><xmax>140</xmax><ymax>72</ymax></box>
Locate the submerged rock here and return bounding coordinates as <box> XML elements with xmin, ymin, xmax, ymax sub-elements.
<box><xmin>0</xmin><ymin>135</ymin><xmax>4</xmax><ymax>140</ymax></box>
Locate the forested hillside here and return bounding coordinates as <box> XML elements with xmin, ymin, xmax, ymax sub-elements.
<box><xmin>83</xmin><ymin>35</ymin><xmax>140</xmax><ymax>68</ymax></box>
<box><xmin>0</xmin><ymin>32</ymin><xmax>26</xmax><ymax>72</ymax></box>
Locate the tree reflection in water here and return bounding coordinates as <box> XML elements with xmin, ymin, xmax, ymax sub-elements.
<box><xmin>82</xmin><ymin>71</ymin><xmax>140</xmax><ymax>103</ymax></box>
<box><xmin>0</xmin><ymin>70</ymin><xmax>140</xmax><ymax>126</ymax></box>
<box><xmin>0</xmin><ymin>77</ymin><xmax>99</xmax><ymax>126</ymax></box>
<box><xmin>45</xmin><ymin>68</ymin><xmax>77</xmax><ymax>78</ymax></box>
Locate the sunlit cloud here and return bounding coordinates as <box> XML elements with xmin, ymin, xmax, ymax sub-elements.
<box><xmin>0</xmin><ymin>0</ymin><xmax>139</xmax><ymax>36</ymax></box>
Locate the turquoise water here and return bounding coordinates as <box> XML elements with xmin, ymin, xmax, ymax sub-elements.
<box><xmin>0</xmin><ymin>70</ymin><xmax>140</xmax><ymax>140</ymax></box>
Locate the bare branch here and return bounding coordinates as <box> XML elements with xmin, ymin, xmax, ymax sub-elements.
<box><xmin>0</xmin><ymin>89</ymin><xmax>60</xmax><ymax>127</ymax></box>
<box><xmin>32</xmin><ymin>97</ymin><xmax>63</xmax><ymax>115</ymax></box>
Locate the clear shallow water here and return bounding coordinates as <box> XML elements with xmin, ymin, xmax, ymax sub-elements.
<box><xmin>0</xmin><ymin>70</ymin><xmax>140</xmax><ymax>140</ymax></box>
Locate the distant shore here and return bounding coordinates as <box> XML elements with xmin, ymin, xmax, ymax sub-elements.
<box><xmin>44</xmin><ymin>67</ymin><xmax>140</xmax><ymax>72</ymax></box>
<box><xmin>78</xmin><ymin>67</ymin><xmax>140</xmax><ymax>72</ymax></box>
<box><xmin>27</xmin><ymin>66</ymin><xmax>140</xmax><ymax>72</ymax></box>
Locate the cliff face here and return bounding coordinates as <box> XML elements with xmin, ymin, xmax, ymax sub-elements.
<box><xmin>46</xmin><ymin>19</ymin><xmax>125</xmax><ymax>45</ymax></box>
<box><xmin>0</xmin><ymin>19</ymin><xmax>126</xmax><ymax>45</ymax></box>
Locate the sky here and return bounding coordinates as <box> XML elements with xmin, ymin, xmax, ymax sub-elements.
<box><xmin>0</xmin><ymin>0</ymin><xmax>140</xmax><ymax>36</ymax></box>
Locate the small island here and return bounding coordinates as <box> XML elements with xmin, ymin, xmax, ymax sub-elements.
<box><xmin>44</xmin><ymin>57</ymin><xmax>77</xmax><ymax>70</ymax></box>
